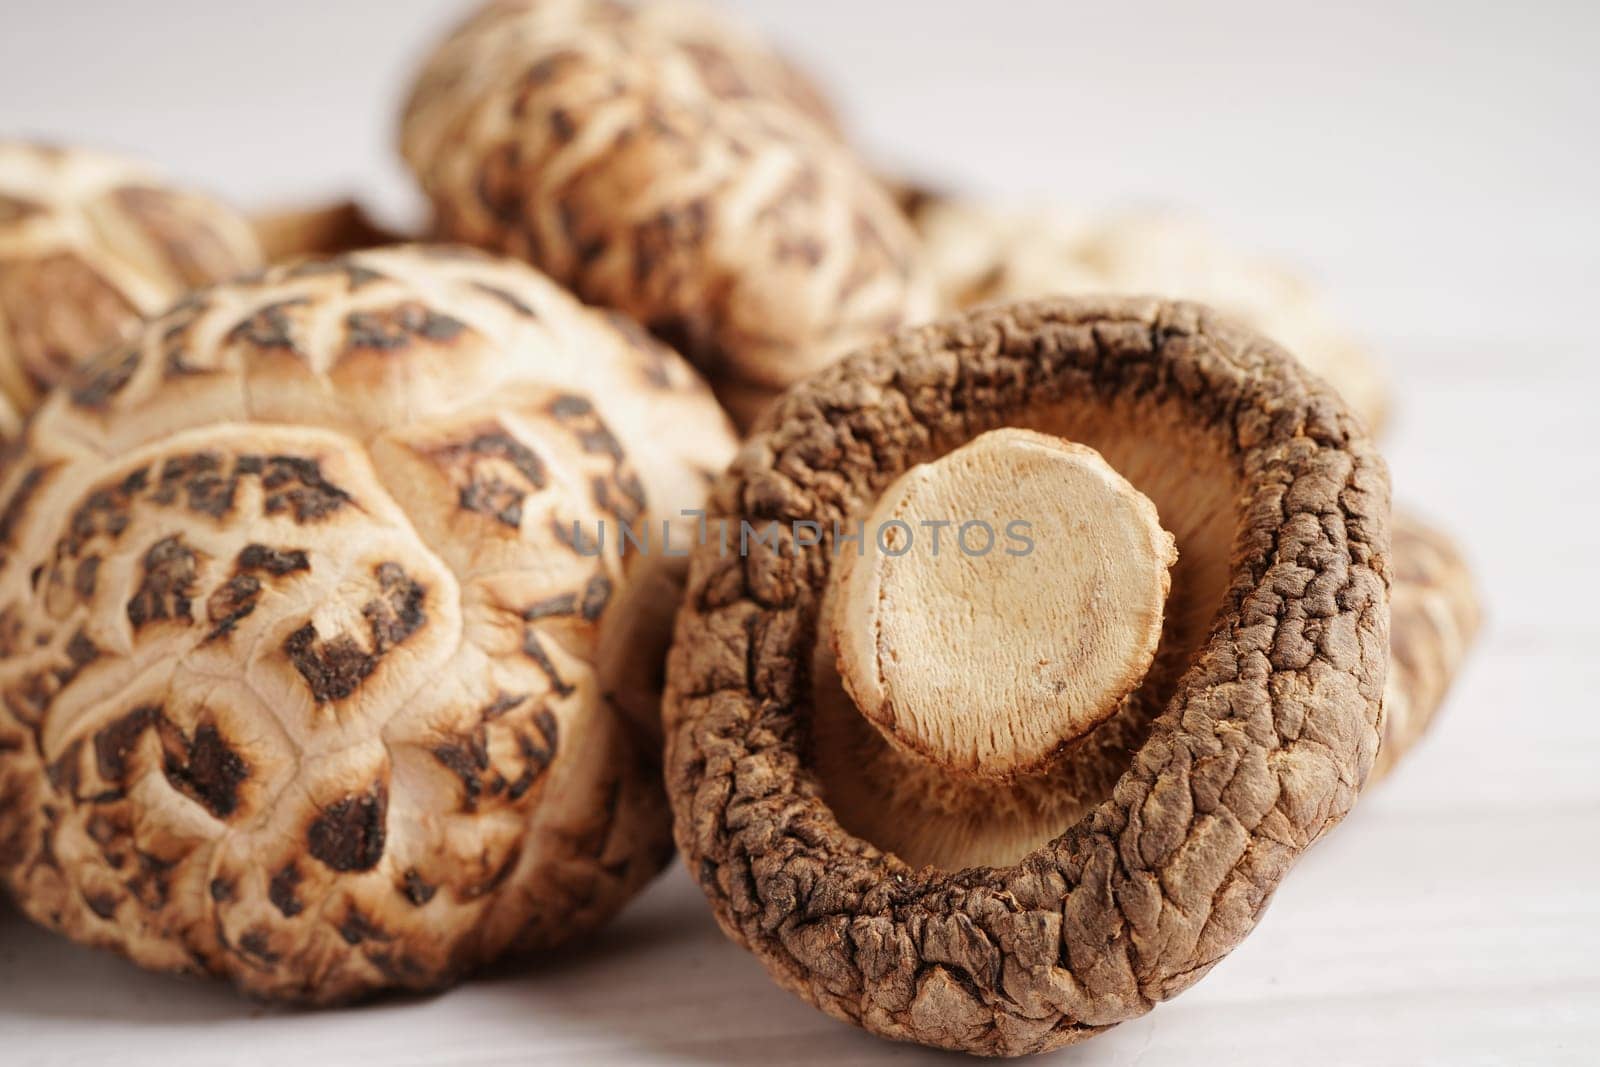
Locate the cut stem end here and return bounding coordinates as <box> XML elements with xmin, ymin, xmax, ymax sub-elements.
<box><xmin>829</xmin><ymin>427</ymin><xmax>1176</xmax><ymax>780</ymax></box>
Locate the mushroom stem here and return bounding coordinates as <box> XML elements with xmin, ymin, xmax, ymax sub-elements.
<box><xmin>829</xmin><ymin>428</ymin><xmax>1177</xmax><ymax>780</ymax></box>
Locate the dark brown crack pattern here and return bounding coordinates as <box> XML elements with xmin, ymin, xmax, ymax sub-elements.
<box><xmin>399</xmin><ymin>0</ymin><xmax>933</xmax><ymax>407</ymax></box>
<box><xmin>282</xmin><ymin>561</ymin><xmax>427</xmax><ymax>703</ymax></box>
<box><xmin>0</xmin><ymin>245</ymin><xmax>735</xmax><ymax>1005</ymax></box>
<box><xmin>662</xmin><ymin>297</ymin><xmax>1391</xmax><ymax>1056</ymax></box>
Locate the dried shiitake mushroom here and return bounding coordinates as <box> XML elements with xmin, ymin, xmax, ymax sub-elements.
<box><xmin>1376</xmin><ymin>515</ymin><xmax>1480</xmax><ymax>779</ymax></box>
<box><xmin>909</xmin><ymin>197</ymin><xmax>1389</xmax><ymax>432</ymax></box>
<box><xmin>665</xmin><ymin>296</ymin><xmax>1391</xmax><ymax>1056</ymax></box>
<box><xmin>399</xmin><ymin>0</ymin><xmax>935</xmax><ymax>430</ymax></box>
<box><xmin>0</xmin><ymin>142</ymin><xmax>261</xmax><ymax>434</ymax></box>
<box><xmin>0</xmin><ymin>245</ymin><xmax>736</xmax><ymax>1002</ymax></box>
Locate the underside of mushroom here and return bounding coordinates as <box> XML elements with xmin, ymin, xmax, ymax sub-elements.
<box><xmin>665</xmin><ymin>296</ymin><xmax>1390</xmax><ymax>1056</ymax></box>
<box><xmin>894</xmin><ymin>191</ymin><xmax>1480</xmax><ymax>789</ymax></box>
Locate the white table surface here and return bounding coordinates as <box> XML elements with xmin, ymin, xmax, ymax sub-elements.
<box><xmin>2</xmin><ymin>2</ymin><xmax>1597</xmax><ymax>1064</ymax></box>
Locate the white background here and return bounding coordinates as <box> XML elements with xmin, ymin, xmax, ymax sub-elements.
<box><xmin>2</xmin><ymin>1</ymin><xmax>1597</xmax><ymax>1064</ymax></box>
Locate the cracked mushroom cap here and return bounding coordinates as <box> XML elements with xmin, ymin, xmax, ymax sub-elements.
<box><xmin>400</xmin><ymin>0</ymin><xmax>934</xmax><ymax>424</ymax></box>
<box><xmin>909</xmin><ymin>198</ymin><xmax>1389</xmax><ymax>433</ymax></box>
<box><xmin>0</xmin><ymin>142</ymin><xmax>262</xmax><ymax>431</ymax></box>
<box><xmin>0</xmin><ymin>244</ymin><xmax>736</xmax><ymax>1002</ymax></box>
<box><xmin>664</xmin><ymin>296</ymin><xmax>1390</xmax><ymax>1056</ymax></box>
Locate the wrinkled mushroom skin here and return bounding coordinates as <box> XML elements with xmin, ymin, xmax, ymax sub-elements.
<box><xmin>0</xmin><ymin>142</ymin><xmax>262</xmax><ymax>428</ymax></box>
<box><xmin>664</xmin><ymin>297</ymin><xmax>1390</xmax><ymax>1056</ymax></box>
<box><xmin>400</xmin><ymin>0</ymin><xmax>934</xmax><ymax>412</ymax></box>
<box><xmin>0</xmin><ymin>245</ymin><xmax>735</xmax><ymax>1002</ymax></box>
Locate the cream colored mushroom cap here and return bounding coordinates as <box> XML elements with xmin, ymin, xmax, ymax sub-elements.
<box><xmin>399</xmin><ymin>0</ymin><xmax>934</xmax><ymax>413</ymax></box>
<box><xmin>0</xmin><ymin>141</ymin><xmax>261</xmax><ymax>419</ymax></box>
<box><xmin>0</xmin><ymin>244</ymin><xmax>734</xmax><ymax>1003</ymax></box>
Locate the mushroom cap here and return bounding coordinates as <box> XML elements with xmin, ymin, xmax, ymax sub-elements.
<box><xmin>1375</xmin><ymin>512</ymin><xmax>1482</xmax><ymax>781</ymax></box>
<box><xmin>0</xmin><ymin>244</ymin><xmax>736</xmax><ymax>1002</ymax></box>
<box><xmin>910</xmin><ymin>198</ymin><xmax>1389</xmax><ymax>433</ymax></box>
<box><xmin>0</xmin><ymin>142</ymin><xmax>262</xmax><ymax>424</ymax></box>
<box><xmin>412</xmin><ymin>0</ymin><xmax>843</xmax><ymax>137</ymax></box>
<box><xmin>663</xmin><ymin>297</ymin><xmax>1390</xmax><ymax>1056</ymax></box>
<box><xmin>400</xmin><ymin>0</ymin><xmax>934</xmax><ymax>403</ymax></box>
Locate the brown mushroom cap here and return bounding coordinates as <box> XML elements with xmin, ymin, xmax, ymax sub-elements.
<box><xmin>664</xmin><ymin>296</ymin><xmax>1389</xmax><ymax>1056</ymax></box>
<box><xmin>0</xmin><ymin>245</ymin><xmax>735</xmax><ymax>1002</ymax></box>
<box><xmin>399</xmin><ymin>0</ymin><xmax>934</xmax><ymax>416</ymax></box>
<box><xmin>0</xmin><ymin>142</ymin><xmax>262</xmax><ymax>426</ymax></box>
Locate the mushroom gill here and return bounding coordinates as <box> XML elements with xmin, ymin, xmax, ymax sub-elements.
<box><xmin>663</xmin><ymin>295</ymin><xmax>1388</xmax><ymax>1056</ymax></box>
